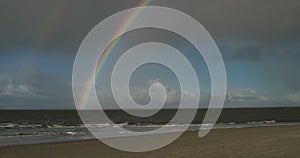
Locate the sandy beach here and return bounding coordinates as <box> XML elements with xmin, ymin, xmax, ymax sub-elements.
<box><xmin>0</xmin><ymin>125</ymin><xmax>300</xmax><ymax>158</ymax></box>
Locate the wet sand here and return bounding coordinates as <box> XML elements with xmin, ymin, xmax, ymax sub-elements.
<box><xmin>1</xmin><ymin>125</ymin><xmax>300</xmax><ymax>158</ymax></box>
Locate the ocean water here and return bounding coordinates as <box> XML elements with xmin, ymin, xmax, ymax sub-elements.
<box><xmin>0</xmin><ymin>108</ymin><xmax>300</xmax><ymax>146</ymax></box>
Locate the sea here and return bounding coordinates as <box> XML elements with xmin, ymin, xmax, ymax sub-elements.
<box><xmin>1</xmin><ymin>107</ymin><xmax>300</xmax><ymax>146</ymax></box>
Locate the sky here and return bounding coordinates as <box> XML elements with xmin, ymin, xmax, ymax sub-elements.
<box><xmin>0</xmin><ymin>0</ymin><xmax>300</xmax><ymax>109</ymax></box>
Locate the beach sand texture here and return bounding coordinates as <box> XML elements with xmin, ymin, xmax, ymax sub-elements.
<box><xmin>1</xmin><ymin>125</ymin><xmax>300</xmax><ymax>158</ymax></box>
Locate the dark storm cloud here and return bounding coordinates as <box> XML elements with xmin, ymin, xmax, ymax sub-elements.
<box><xmin>220</xmin><ymin>40</ymin><xmax>300</xmax><ymax>91</ymax></box>
<box><xmin>1</xmin><ymin>0</ymin><xmax>299</xmax><ymax>54</ymax></box>
<box><xmin>156</xmin><ymin>0</ymin><xmax>300</xmax><ymax>41</ymax></box>
<box><xmin>222</xmin><ymin>42</ymin><xmax>300</xmax><ymax>61</ymax></box>
<box><xmin>0</xmin><ymin>0</ymin><xmax>141</xmax><ymax>53</ymax></box>
<box><xmin>159</xmin><ymin>0</ymin><xmax>300</xmax><ymax>62</ymax></box>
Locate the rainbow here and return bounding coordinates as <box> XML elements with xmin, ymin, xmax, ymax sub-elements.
<box><xmin>79</xmin><ymin>0</ymin><xmax>152</xmax><ymax>109</ymax></box>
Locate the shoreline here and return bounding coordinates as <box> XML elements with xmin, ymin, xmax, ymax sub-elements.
<box><xmin>1</xmin><ymin>125</ymin><xmax>300</xmax><ymax>158</ymax></box>
<box><xmin>1</xmin><ymin>122</ymin><xmax>300</xmax><ymax>148</ymax></box>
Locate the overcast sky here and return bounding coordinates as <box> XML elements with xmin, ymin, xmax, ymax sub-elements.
<box><xmin>0</xmin><ymin>0</ymin><xmax>300</xmax><ymax>109</ymax></box>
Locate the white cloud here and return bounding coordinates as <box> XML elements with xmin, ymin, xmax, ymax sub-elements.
<box><xmin>98</xmin><ymin>84</ymin><xmax>299</xmax><ymax>109</ymax></box>
<box><xmin>147</xmin><ymin>78</ymin><xmax>161</xmax><ymax>85</ymax></box>
<box><xmin>0</xmin><ymin>73</ymin><xmax>74</xmax><ymax>109</ymax></box>
<box><xmin>287</xmin><ymin>90</ymin><xmax>300</xmax><ymax>103</ymax></box>
<box><xmin>97</xmin><ymin>79</ymin><xmax>201</xmax><ymax>108</ymax></box>
<box><xmin>0</xmin><ymin>75</ymin><xmax>36</xmax><ymax>97</ymax></box>
<box><xmin>227</xmin><ymin>89</ymin><xmax>270</xmax><ymax>103</ymax></box>
<box><xmin>165</xmin><ymin>88</ymin><xmax>180</xmax><ymax>104</ymax></box>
